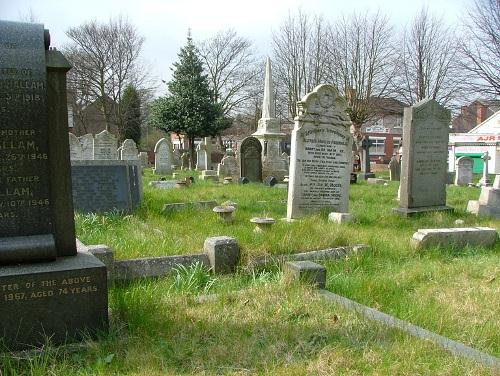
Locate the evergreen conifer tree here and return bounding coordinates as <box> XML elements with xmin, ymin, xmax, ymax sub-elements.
<box><xmin>149</xmin><ymin>33</ymin><xmax>228</xmax><ymax>163</ymax></box>
<box><xmin>120</xmin><ymin>84</ymin><xmax>142</xmax><ymax>144</ymax></box>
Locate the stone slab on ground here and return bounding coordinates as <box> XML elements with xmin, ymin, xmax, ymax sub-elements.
<box><xmin>284</xmin><ymin>260</ymin><xmax>326</xmax><ymax>288</ymax></box>
<box><xmin>411</xmin><ymin>227</ymin><xmax>498</xmax><ymax>250</ymax></box>
<box><xmin>366</xmin><ymin>178</ymin><xmax>387</xmax><ymax>185</ymax></box>
<box><xmin>393</xmin><ymin>205</ymin><xmax>453</xmax><ymax>217</ymax></box>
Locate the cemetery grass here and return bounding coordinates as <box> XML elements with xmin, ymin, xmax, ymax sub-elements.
<box><xmin>0</xmin><ymin>273</ymin><xmax>493</xmax><ymax>375</ymax></box>
<box><xmin>74</xmin><ymin>170</ymin><xmax>500</xmax><ymax>359</ymax></box>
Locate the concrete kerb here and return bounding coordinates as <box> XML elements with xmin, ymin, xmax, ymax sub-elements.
<box><xmin>81</xmin><ymin>239</ymin><xmax>369</xmax><ymax>281</ymax></box>
<box><xmin>318</xmin><ymin>290</ymin><xmax>500</xmax><ymax>370</ymax></box>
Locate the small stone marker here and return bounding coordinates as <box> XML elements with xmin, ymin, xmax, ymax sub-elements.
<box><xmin>454</xmin><ymin>156</ymin><xmax>473</xmax><ymax>186</ymax></box>
<box><xmin>411</xmin><ymin>227</ymin><xmax>497</xmax><ymax>250</ymax></box>
<box><xmin>328</xmin><ymin>212</ymin><xmax>353</xmax><ymax>224</ymax></box>
<box><xmin>250</xmin><ymin>217</ymin><xmax>276</xmax><ymax>233</ymax></box>
<box><xmin>154</xmin><ymin>138</ymin><xmax>173</xmax><ymax>175</ymax></box>
<box><xmin>93</xmin><ymin>129</ymin><xmax>117</xmax><ymax>160</ymax></box>
<box><xmin>213</xmin><ymin>205</ymin><xmax>236</xmax><ymax>222</ymax></box>
<box><xmin>223</xmin><ymin>176</ymin><xmax>233</xmax><ymax>185</ymax></box>
<box><xmin>120</xmin><ymin>139</ymin><xmax>139</xmax><ymax>160</ymax></box>
<box><xmin>287</xmin><ymin>85</ymin><xmax>353</xmax><ymax>220</ymax></box>
<box><xmin>239</xmin><ymin>177</ymin><xmax>250</xmax><ymax>184</ymax></box>
<box><xmin>388</xmin><ymin>155</ymin><xmax>401</xmax><ymax>181</ymax></box>
<box><xmin>467</xmin><ymin>174</ymin><xmax>500</xmax><ymax>218</ymax></box>
<box><xmin>149</xmin><ymin>180</ymin><xmax>177</xmax><ymax>189</ymax></box>
<box><xmin>264</xmin><ymin>176</ymin><xmax>277</xmax><ymax>187</ymax></box>
<box><xmin>284</xmin><ymin>261</ymin><xmax>326</xmax><ymax>289</ymax></box>
<box><xmin>393</xmin><ymin>99</ymin><xmax>452</xmax><ymax>216</ymax></box>
<box><xmin>204</xmin><ymin>236</ymin><xmax>239</xmax><ymax>273</ymax></box>
<box><xmin>240</xmin><ymin>136</ymin><xmax>263</xmax><ymax>182</ymax></box>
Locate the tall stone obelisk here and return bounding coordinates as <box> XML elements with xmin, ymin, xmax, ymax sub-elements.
<box><xmin>252</xmin><ymin>57</ymin><xmax>287</xmax><ymax>181</ymax></box>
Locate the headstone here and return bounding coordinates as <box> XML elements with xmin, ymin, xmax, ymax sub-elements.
<box><xmin>239</xmin><ymin>136</ymin><xmax>262</xmax><ymax>182</ymax></box>
<box><xmin>239</xmin><ymin>177</ymin><xmax>250</xmax><ymax>184</ymax></box>
<box><xmin>68</xmin><ymin>132</ymin><xmax>83</xmax><ymax>160</ymax></box>
<box><xmin>172</xmin><ymin>149</ymin><xmax>181</xmax><ymax>168</ymax></box>
<box><xmin>388</xmin><ymin>155</ymin><xmax>401</xmax><ymax>181</ymax></box>
<box><xmin>286</xmin><ymin>84</ymin><xmax>353</xmax><ymax>219</ymax></box>
<box><xmin>200</xmin><ymin>169</ymin><xmax>218</xmax><ymax>181</ymax></box>
<box><xmin>358</xmin><ymin>136</ymin><xmax>375</xmax><ymax>180</ymax></box>
<box><xmin>139</xmin><ymin>151</ymin><xmax>149</xmax><ymax>167</ymax></box>
<box><xmin>79</xmin><ymin>133</ymin><xmax>94</xmax><ymax>160</ymax></box>
<box><xmin>217</xmin><ymin>154</ymin><xmax>239</xmax><ymax>181</ymax></box>
<box><xmin>393</xmin><ymin>99</ymin><xmax>452</xmax><ymax>217</ymax></box>
<box><xmin>467</xmin><ymin>174</ymin><xmax>500</xmax><ymax>218</ymax></box>
<box><xmin>93</xmin><ymin>129</ymin><xmax>117</xmax><ymax>160</ymax></box>
<box><xmin>0</xmin><ymin>20</ymin><xmax>108</xmax><ymax>349</ymax></box>
<box><xmin>71</xmin><ymin>160</ymin><xmax>143</xmax><ymax>213</ymax></box>
<box><xmin>454</xmin><ymin>156</ymin><xmax>473</xmax><ymax>186</ymax></box>
<box><xmin>284</xmin><ymin>261</ymin><xmax>326</xmax><ymax>289</ymax></box>
<box><xmin>120</xmin><ymin>139</ymin><xmax>139</xmax><ymax>161</ymax></box>
<box><xmin>153</xmin><ymin>138</ymin><xmax>173</xmax><ymax>175</ymax></box>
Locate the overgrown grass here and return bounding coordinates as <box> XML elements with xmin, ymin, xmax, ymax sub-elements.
<box><xmin>0</xmin><ymin>276</ymin><xmax>492</xmax><ymax>375</ymax></box>
<box><xmin>69</xmin><ymin>169</ymin><xmax>500</xmax><ymax>372</ymax></box>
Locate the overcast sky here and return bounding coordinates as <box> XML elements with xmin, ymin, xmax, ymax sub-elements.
<box><xmin>2</xmin><ymin>0</ymin><xmax>470</xmax><ymax>95</ymax></box>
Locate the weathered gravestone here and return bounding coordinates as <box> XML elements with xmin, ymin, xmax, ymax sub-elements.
<box><xmin>120</xmin><ymin>139</ymin><xmax>139</xmax><ymax>161</ymax></box>
<box><xmin>181</xmin><ymin>151</ymin><xmax>190</xmax><ymax>170</ymax></box>
<box><xmin>68</xmin><ymin>132</ymin><xmax>83</xmax><ymax>160</ymax></box>
<box><xmin>286</xmin><ymin>84</ymin><xmax>353</xmax><ymax>219</ymax></box>
<box><xmin>454</xmin><ymin>156</ymin><xmax>473</xmax><ymax>186</ymax></box>
<box><xmin>239</xmin><ymin>136</ymin><xmax>262</xmax><ymax>182</ymax></box>
<box><xmin>217</xmin><ymin>150</ymin><xmax>239</xmax><ymax>182</ymax></box>
<box><xmin>154</xmin><ymin>137</ymin><xmax>173</xmax><ymax>175</ymax></box>
<box><xmin>467</xmin><ymin>174</ymin><xmax>500</xmax><ymax>218</ymax></box>
<box><xmin>388</xmin><ymin>154</ymin><xmax>401</xmax><ymax>181</ymax></box>
<box><xmin>0</xmin><ymin>21</ymin><xmax>108</xmax><ymax>349</ymax></box>
<box><xmin>79</xmin><ymin>133</ymin><xmax>93</xmax><ymax>160</ymax></box>
<box><xmin>478</xmin><ymin>151</ymin><xmax>492</xmax><ymax>187</ymax></box>
<box><xmin>393</xmin><ymin>99</ymin><xmax>452</xmax><ymax>216</ymax></box>
<box><xmin>139</xmin><ymin>151</ymin><xmax>149</xmax><ymax>167</ymax></box>
<box><xmin>93</xmin><ymin>129</ymin><xmax>117</xmax><ymax>160</ymax></box>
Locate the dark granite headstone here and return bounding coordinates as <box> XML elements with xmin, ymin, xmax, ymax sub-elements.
<box><xmin>0</xmin><ymin>20</ymin><xmax>108</xmax><ymax>349</ymax></box>
<box><xmin>71</xmin><ymin>160</ymin><xmax>143</xmax><ymax>213</ymax></box>
<box><xmin>239</xmin><ymin>136</ymin><xmax>262</xmax><ymax>182</ymax></box>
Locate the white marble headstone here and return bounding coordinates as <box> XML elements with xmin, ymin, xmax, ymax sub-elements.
<box><xmin>79</xmin><ymin>134</ymin><xmax>94</xmax><ymax>160</ymax></box>
<box><xmin>68</xmin><ymin>132</ymin><xmax>83</xmax><ymax>160</ymax></box>
<box><xmin>287</xmin><ymin>84</ymin><xmax>353</xmax><ymax>219</ymax></box>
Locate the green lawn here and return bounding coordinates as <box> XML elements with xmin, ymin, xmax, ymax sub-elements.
<box><xmin>7</xmin><ymin>169</ymin><xmax>494</xmax><ymax>375</ymax></box>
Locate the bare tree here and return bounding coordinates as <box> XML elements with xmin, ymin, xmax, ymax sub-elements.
<box><xmin>198</xmin><ymin>29</ymin><xmax>260</xmax><ymax>117</ymax></box>
<box><xmin>326</xmin><ymin>11</ymin><xmax>395</xmax><ymax>143</ymax></box>
<box><xmin>459</xmin><ymin>0</ymin><xmax>500</xmax><ymax>97</ymax></box>
<box><xmin>272</xmin><ymin>11</ymin><xmax>329</xmax><ymax>120</ymax></box>
<box><xmin>392</xmin><ymin>7</ymin><xmax>462</xmax><ymax>106</ymax></box>
<box><xmin>64</xmin><ymin>17</ymin><xmax>149</xmax><ymax>135</ymax></box>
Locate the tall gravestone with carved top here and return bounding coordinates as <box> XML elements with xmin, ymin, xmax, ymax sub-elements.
<box><xmin>393</xmin><ymin>98</ymin><xmax>452</xmax><ymax>216</ymax></box>
<box><xmin>286</xmin><ymin>85</ymin><xmax>353</xmax><ymax>219</ymax></box>
<box><xmin>358</xmin><ymin>136</ymin><xmax>375</xmax><ymax>180</ymax></box>
<box><xmin>0</xmin><ymin>21</ymin><xmax>108</xmax><ymax>350</ymax></box>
